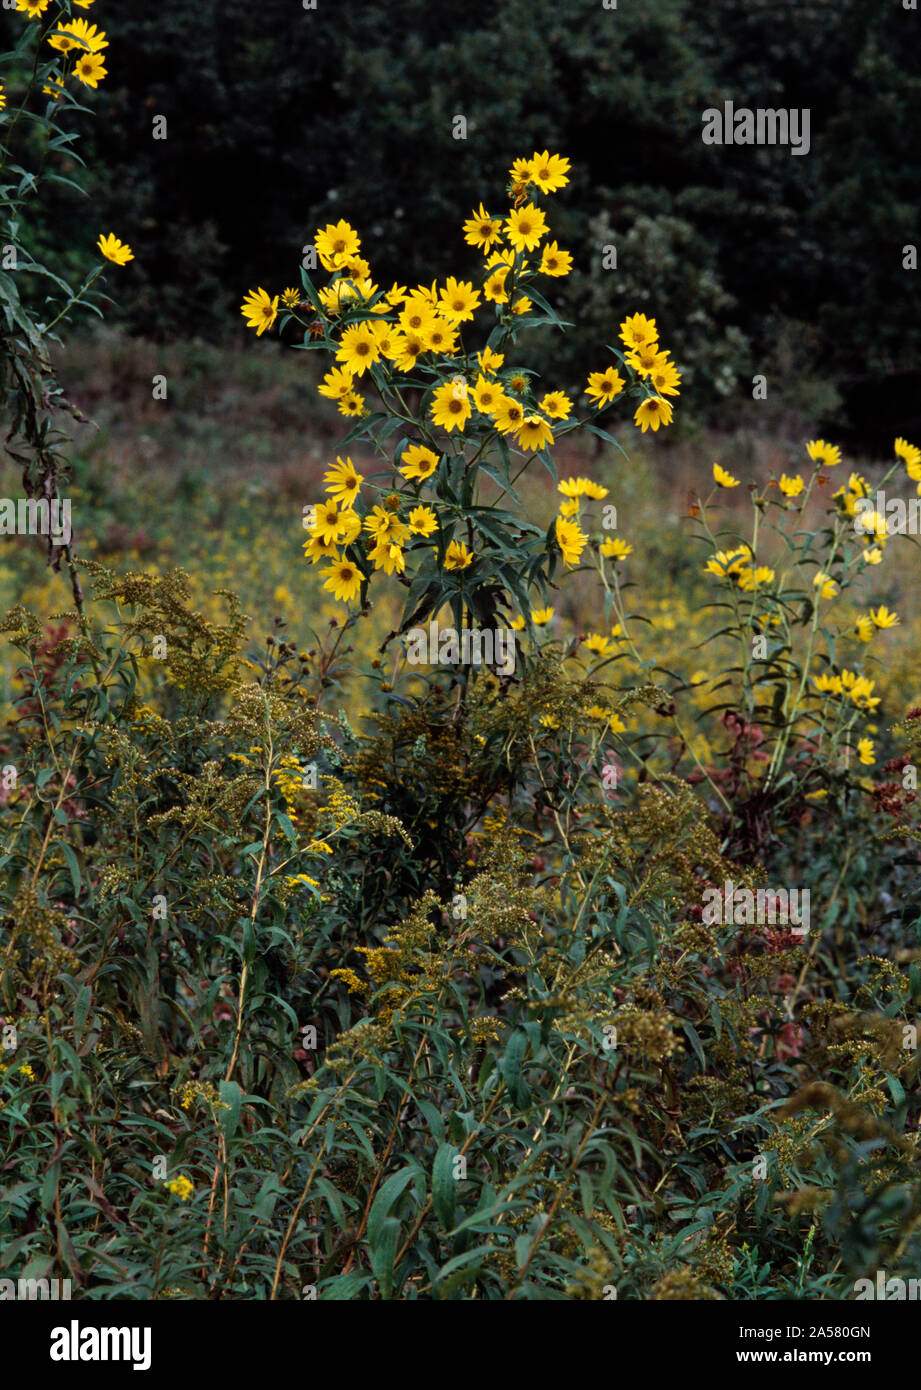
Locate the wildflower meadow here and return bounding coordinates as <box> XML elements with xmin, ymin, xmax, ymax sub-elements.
<box><xmin>1</xmin><ymin>0</ymin><xmax>920</xmax><ymax>1352</ymax></box>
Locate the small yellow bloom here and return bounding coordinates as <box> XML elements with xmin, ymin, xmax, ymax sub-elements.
<box><xmin>423</xmin><ymin>317</ymin><xmax>459</xmax><ymax>354</ymax></box>
<box><xmin>483</xmin><ymin>265</ymin><xmax>510</xmax><ymax>304</ymax></box>
<box><xmin>619</xmin><ymin>313</ymin><xmax>658</xmax><ymax>350</ymax></box>
<box><xmin>368</xmin><ymin>539</ymin><xmax>406</xmax><ymax>576</ymax></box>
<box><xmin>634</xmin><ymin>396</ymin><xmax>673</xmax><ymax>433</ymax></box>
<box><xmin>323</xmin><ymin>456</ymin><xmax>362</xmax><ymax>507</ymax></box>
<box><xmin>438</xmin><ymin>277</ymin><xmax>480</xmax><ymax>323</ymax></box>
<box><xmin>311</xmin><ymin>498</ymin><xmax>348</xmax><ymax>545</ymax></box>
<box><xmin>321</xmin><ymin>560</ymin><xmax>362</xmax><ymax>604</ymax></box>
<box><xmin>493</xmin><ymin>396</ymin><xmax>526</xmax><ymax>435</ymax></box>
<box><xmin>806</xmin><ymin>439</ymin><xmax>841</xmax><ymax>468</ymax></box>
<box><xmin>737</xmin><ymin>565</ymin><xmax>775</xmax><ymax>590</ymax></box>
<box><xmin>713</xmin><ymin>463</ymin><xmax>739</xmax><ymax>488</ymax></box>
<box><xmin>505</xmin><ymin>202</ymin><xmax>548</xmax><ymax>252</ymax></box>
<box><xmin>869</xmin><ymin>605</ymin><xmax>899</xmax><ymax>630</ymax></box>
<box><xmin>704</xmin><ymin>546</ymin><xmax>751</xmax><ymax>579</ymax></box>
<box><xmin>472</xmin><ymin>374</ymin><xmax>503</xmax><ymax>415</ymax></box>
<box><xmin>336</xmin><ymin>321</ymin><xmax>381</xmax><ymax>376</ymax></box>
<box><xmin>318</xmin><ymin>366</ymin><xmax>354</xmax><ymax>401</ymax></box>
<box><xmin>98</xmin><ymin>234</ymin><xmax>134</xmax><ymax>266</ymax></box>
<box><xmin>555</xmin><ymin>515</ymin><xmax>588</xmax><ymax>567</ymax></box>
<box><xmin>462</xmin><ymin>205</ymin><xmax>503</xmax><ymax>252</ymax></box>
<box><xmin>527</xmin><ymin>150</ymin><xmax>571</xmax><ymax>194</ymax></box>
<box><xmin>515</xmin><ymin>415</ymin><xmax>554</xmax><ymax>451</ymax></box>
<box><xmin>585</xmin><ymin>367</ymin><xmax>625</xmax><ymax>407</ymax></box>
<box><xmin>408</xmin><ymin>505</ymin><xmax>438</xmax><ymax>537</ymax></box>
<box><xmin>894</xmin><ymin>436</ymin><xmax>921</xmax><ymax>475</ymax></box>
<box><xmin>240</xmin><ymin>286</ymin><xmax>278</xmax><ymax>335</ymax></box>
<box><xmin>539</xmin><ymin>390</ymin><xmax>572</xmax><ymax>420</ymax></box>
<box><xmin>477</xmin><ymin>346</ymin><xmax>504</xmax><ymax>373</ymax></box>
<box><xmin>600</xmin><ymin>538</ymin><xmax>632</xmax><ymax>560</ymax></box>
<box><xmin>856</xmin><ymin>509</ymin><xmax>887</xmax><ymax>541</ymax></box>
<box><xmin>444</xmin><ymin>539</ymin><xmax>474</xmax><ymax>570</ymax></box>
<box><xmin>856</xmin><ymin>737</ymin><xmax>875</xmax><ymax>766</ymax></box>
<box><xmin>430</xmin><ymin>379</ymin><xmax>471</xmax><ymax>433</ymax></box>
<box><xmin>315</xmin><ymin>219</ymin><xmax>361</xmax><ymax>271</ymax></box>
<box><xmin>50</xmin><ymin>18</ymin><xmax>108</xmax><ymax>53</ymax></box>
<box><xmin>400</xmin><ymin>444</ymin><xmax>440</xmax><ymax>481</ymax></box>
<box><xmin>73</xmin><ymin>49</ymin><xmax>106</xmax><ymax>86</ymax></box>
<box><xmin>558</xmin><ymin>476</ymin><xmax>608</xmax><ymax>499</ymax></box>
<box><xmin>539</xmin><ymin>241</ymin><xmax>573</xmax><ymax>277</ymax></box>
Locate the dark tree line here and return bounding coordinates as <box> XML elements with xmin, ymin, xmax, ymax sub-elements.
<box><xmin>5</xmin><ymin>0</ymin><xmax>919</xmax><ymax>432</ymax></box>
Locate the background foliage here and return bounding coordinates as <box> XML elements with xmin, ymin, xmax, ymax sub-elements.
<box><xmin>2</xmin><ymin>0</ymin><xmax>918</xmax><ymax>432</ymax></box>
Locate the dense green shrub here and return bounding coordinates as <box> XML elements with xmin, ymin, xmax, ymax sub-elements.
<box><xmin>2</xmin><ymin>570</ymin><xmax>921</xmax><ymax>1298</ymax></box>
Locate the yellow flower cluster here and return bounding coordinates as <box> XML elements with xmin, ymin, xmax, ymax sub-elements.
<box><xmin>329</xmin><ymin>967</ymin><xmax>368</xmax><ymax>995</ymax></box>
<box><xmin>15</xmin><ymin>3</ymin><xmax>137</xmax><ymax>266</ymax></box>
<box><xmin>300</xmin><ymin>167</ymin><xmax>585</xmax><ymax>454</ymax></box>
<box><xmin>240</xmin><ymin>153</ymin><xmax>684</xmax><ymax>612</ymax></box>
<box><xmin>175</xmin><ymin>1080</ymin><xmax>229</xmax><ymax>1113</ymax></box>
<box><xmin>164</xmin><ymin>1175</ymin><xmax>194</xmax><ymax>1202</ymax></box>
<box><xmin>272</xmin><ymin>753</ymin><xmax>308</xmax><ymax>813</ymax></box>
<box><xmin>588</xmin><ymin>312</ymin><xmax>682</xmax><ymax>432</ymax></box>
<box><xmin>286</xmin><ymin>872</ymin><xmax>320</xmax><ymax>890</ymax></box>
<box><xmin>812</xmin><ymin>669</ymin><xmax>881</xmax><ymax>711</ymax></box>
<box><xmin>470</xmin><ymin>1017</ymin><xmax>505</xmax><ymax>1045</ymax></box>
<box><xmin>17</xmin><ymin>3</ymin><xmax>109</xmax><ymax>94</ymax></box>
<box><xmin>319</xmin><ymin>780</ymin><xmax>359</xmax><ymax>829</ymax></box>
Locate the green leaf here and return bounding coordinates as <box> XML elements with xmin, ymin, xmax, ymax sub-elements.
<box><xmin>58</xmin><ymin>841</ymin><xmax>81</xmax><ymax>897</ymax></box>
<box><xmin>274</xmin><ymin>810</ymin><xmax>298</xmax><ymax>847</ymax></box>
<box><xmin>432</xmin><ymin>1143</ymin><xmax>459</xmax><ymax>1232</ymax></box>
<box><xmin>73</xmin><ymin>984</ymin><xmax>91</xmax><ymax>1036</ymax></box>
<box><xmin>218</xmin><ymin>1080</ymin><xmax>243</xmax><ymax>1138</ymax></box>
<box><xmin>368</xmin><ymin>1215</ymin><xmax>401</xmax><ymax>1300</ymax></box>
<box><xmin>321</xmin><ymin>1271</ymin><xmax>372</xmax><ymax>1300</ymax></box>
<box><xmin>367</xmin><ymin>1165</ymin><xmax>418</xmax><ymax>1246</ymax></box>
<box><xmin>41</xmin><ymin>1154</ymin><xmax>62</xmax><ymax>1213</ymax></box>
<box><xmin>499</xmin><ymin>1028</ymin><xmax>530</xmax><ymax>1109</ymax></box>
<box><xmin>683</xmin><ymin>1021</ymin><xmax>707</xmax><ymax>1071</ymax></box>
